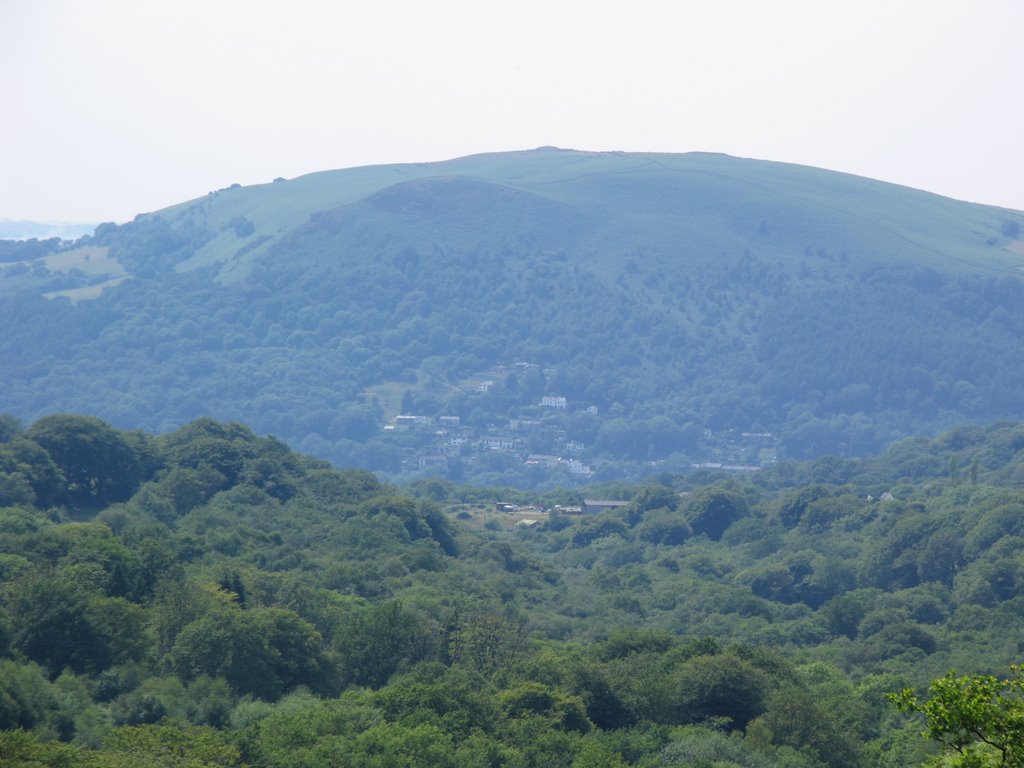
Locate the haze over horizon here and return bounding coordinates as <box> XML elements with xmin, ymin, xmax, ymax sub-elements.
<box><xmin>3</xmin><ymin>0</ymin><xmax>1023</xmax><ymax>224</ymax></box>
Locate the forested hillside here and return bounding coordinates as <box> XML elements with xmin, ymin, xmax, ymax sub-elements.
<box><xmin>6</xmin><ymin>414</ymin><xmax>1024</xmax><ymax>766</ymax></box>
<box><xmin>2</xmin><ymin>150</ymin><xmax>1024</xmax><ymax>486</ymax></box>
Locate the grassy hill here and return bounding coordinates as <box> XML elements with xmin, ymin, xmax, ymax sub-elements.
<box><xmin>158</xmin><ymin>149</ymin><xmax>1023</xmax><ymax>281</ymax></box>
<box><xmin>1</xmin><ymin>148</ymin><xmax>1023</xmax><ymax>485</ymax></box>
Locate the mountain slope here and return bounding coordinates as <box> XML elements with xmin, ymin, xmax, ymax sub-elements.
<box><xmin>159</xmin><ymin>149</ymin><xmax>1023</xmax><ymax>282</ymax></box>
<box><xmin>1</xmin><ymin>148</ymin><xmax>1023</xmax><ymax>484</ymax></box>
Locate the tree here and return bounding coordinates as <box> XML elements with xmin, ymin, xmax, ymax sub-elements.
<box><xmin>102</xmin><ymin>722</ymin><xmax>246</xmax><ymax>767</ymax></box>
<box><xmin>0</xmin><ymin>437</ymin><xmax>65</xmax><ymax>508</ymax></box>
<box><xmin>635</xmin><ymin>510</ymin><xmax>691</xmax><ymax>545</ymax></box>
<box><xmin>333</xmin><ymin>601</ymin><xmax>433</xmax><ymax>688</ymax></box>
<box><xmin>151</xmin><ymin>580</ymin><xmax>234</xmax><ymax>658</ymax></box>
<box><xmin>890</xmin><ymin>666</ymin><xmax>1024</xmax><ymax>767</ymax></box>
<box><xmin>498</xmin><ymin>682</ymin><xmax>592</xmax><ymax>733</ymax></box>
<box><xmin>8</xmin><ymin>577</ymin><xmax>127</xmax><ymax>676</ymax></box>
<box><xmin>656</xmin><ymin>726</ymin><xmax>796</xmax><ymax>768</ymax></box>
<box><xmin>761</xmin><ymin>682</ymin><xmax>863</xmax><ymax>768</ymax></box>
<box><xmin>687</xmin><ymin>486</ymin><xmax>749</xmax><ymax>541</ymax></box>
<box><xmin>0</xmin><ymin>661</ymin><xmax>55</xmax><ymax>731</ymax></box>
<box><xmin>570</xmin><ymin>517</ymin><xmax>627</xmax><ymax>548</ymax></box>
<box><xmin>160</xmin><ymin>466</ymin><xmax>229</xmax><ymax>515</ymax></box>
<box><xmin>622</xmin><ymin>485</ymin><xmax>679</xmax><ymax>526</ymax></box>
<box><xmin>446</xmin><ymin>610</ymin><xmax>528</xmax><ymax>677</ymax></box>
<box><xmin>917</xmin><ymin>531</ymin><xmax>965</xmax><ymax>589</ymax></box>
<box><xmin>671</xmin><ymin>653</ymin><xmax>768</xmax><ymax>729</ymax></box>
<box><xmin>160</xmin><ymin>418</ymin><xmax>257</xmax><ymax>486</ymax></box>
<box><xmin>26</xmin><ymin>414</ymin><xmax>151</xmax><ymax>508</ymax></box>
<box><xmin>777</xmin><ymin>484</ymin><xmax>829</xmax><ymax>529</ymax></box>
<box><xmin>0</xmin><ymin>414</ymin><xmax>24</xmax><ymax>443</ymax></box>
<box><xmin>0</xmin><ymin>470</ymin><xmax>34</xmax><ymax>507</ymax></box>
<box><xmin>170</xmin><ymin>606</ymin><xmax>334</xmax><ymax>700</ymax></box>
<box><xmin>0</xmin><ymin>729</ymin><xmax>88</xmax><ymax>767</ymax></box>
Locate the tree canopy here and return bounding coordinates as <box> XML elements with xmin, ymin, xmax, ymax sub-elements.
<box><xmin>2</xmin><ymin>414</ymin><xmax>1024</xmax><ymax>766</ymax></box>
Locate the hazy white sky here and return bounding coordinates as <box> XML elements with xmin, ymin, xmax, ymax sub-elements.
<box><xmin>3</xmin><ymin>0</ymin><xmax>1022</xmax><ymax>223</ymax></box>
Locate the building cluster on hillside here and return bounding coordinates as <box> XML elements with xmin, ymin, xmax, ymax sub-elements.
<box><xmin>690</xmin><ymin>462</ymin><xmax>760</xmax><ymax>472</ymax></box>
<box><xmin>497</xmin><ymin>500</ymin><xmax>632</xmax><ymax>517</ymax></box>
<box><xmin>388</xmin><ymin>393</ymin><xmax>595</xmax><ymax>476</ymax></box>
<box><xmin>381</xmin><ymin>384</ymin><xmax>776</xmax><ymax>479</ymax></box>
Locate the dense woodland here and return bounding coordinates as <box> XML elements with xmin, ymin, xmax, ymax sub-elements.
<box><xmin>2</xmin><ymin>150</ymin><xmax>1024</xmax><ymax>486</ymax></box>
<box><xmin>5</xmin><ymin>413</ymin><xmax>1024</xmax><ymax>765</ymax></box>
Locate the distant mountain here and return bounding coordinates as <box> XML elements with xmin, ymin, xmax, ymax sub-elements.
<box><xmin>1</xmin><ymin>148</ymin><xmax>1023</xmax><ymax>486</ymax></box>
<box><xmin>0</xmin><ymin>218</ymin><xmax>98</xmax><ymax>241</ymax></box>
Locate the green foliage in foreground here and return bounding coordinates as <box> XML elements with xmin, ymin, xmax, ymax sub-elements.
<box><xmin>891</xmin><ymin>667</ymin><xmax>1024</xmax><ymax>767</ymax></box>
<box><xmin>5</xmin><ymin>414</ymin><xmax>1024</xmax><ymax>765</ymax></box>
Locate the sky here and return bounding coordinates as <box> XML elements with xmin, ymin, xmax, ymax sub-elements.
<box><xmin>3</xmin><ymin>0</ymin><xmax>1023</xmax><ymax>224</ymax></box>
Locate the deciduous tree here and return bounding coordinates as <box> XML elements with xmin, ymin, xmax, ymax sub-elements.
<box><xmin>891</xmin><ymin>666</ymin><xmax>1024</xmax><ymax>767</ymax></box>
